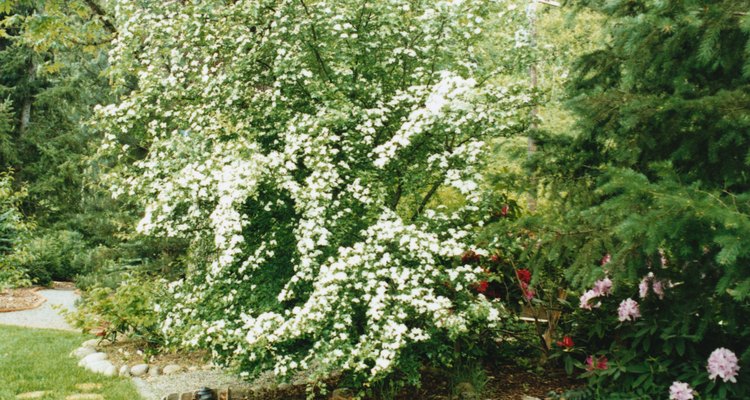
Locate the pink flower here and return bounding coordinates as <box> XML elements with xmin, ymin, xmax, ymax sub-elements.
<box><xmin>652</xmin><ymin>279</ymin><xmax>665</xmax><ymax>299</ymax></box>
<box><xmin>659</xmin><ymin>249</ymin><xmax>668</xmax><ymax>267</ymax></box>
<box><xmin>669</xmin><ymin>381</ymin><xmax>694</xmax><ymax>400</ymax></box>
<box><xmin>639</xmin><ymin>277</ymin><xmax>650</xmax><ymax>299</ymax></box>
<box><xmin>601</xmin><ymin>254</ymin><xmax>611</xmax><ymax>266</ymax></box>
<box><xmin>640</xmin><ymin>273</ymin><xmax>666</xmax><ymax>300</ymax></box>
<box><xmin>617</xmin><ymin>298</ymin><xmax>641</xmax><ymax>322</ymax></box>
<box><xmin>579</xmin><ymin>289</ymin><xmax>601</xmax><ymax>310</ymax></box>
<box><xmin>593</xmin><ymin>277</ymin><xmax>612</xmax><ymax>296</ymax></box>
<box><xmin>707</xmin><ymin>348</ymin><xmax>740</xmax><ymax>383</ymax></box>
<box><xmin>520</xmin><ymin>281</ymin><xmax>535</xmax><ymax>300</ymax></box>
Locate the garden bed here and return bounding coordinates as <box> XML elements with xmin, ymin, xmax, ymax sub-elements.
<box><xmin>0</xmin><ymin>287</ymin><xmax>45</xmax><ymax>313</ymax></box>
<box><xmin>95</xmin><ymin>338</ymin><xmax>212</xmax><ymax>370</ymax></box>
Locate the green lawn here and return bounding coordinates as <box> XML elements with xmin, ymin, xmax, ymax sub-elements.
<box><xmin>0</xmin><ymin>324</ymin><xmax>142</xmax><ymax>400</ymax></box>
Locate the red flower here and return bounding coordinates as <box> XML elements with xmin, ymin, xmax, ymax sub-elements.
<box><xmin>501</xmin><ymin>204</ymin><xmax>509</xmax><ymax>216</ymax></box>
<box><xmin>475</xmin><ymin>280</ymin><xmax>489</xmax><ymax>293</ymax></box>
<box><xmin>461</xmin><ymin>250</ymin><xmax>481</xmax><ymax>264</ymax></box>
<box><xmin>489</xmin><ymin>254</ymin><xmax>501</xmax><ymax>264</ymax></box>
<box><xmin>556</xmin><ymin>336</ymin><xmax>574</xmax><ymax>349</ymax></box>
<box><xmin>516</xmin><ymin>268</ymin><xmax>531</xmax><ymax>284</ymax></box>
<box><xmin>586</xmin><ymin>355</ymin><xmax>608</xmax><ymax>371</ymax></box>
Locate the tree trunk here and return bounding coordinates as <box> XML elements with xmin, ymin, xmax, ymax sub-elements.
<box><xmin>19</xmin><ymin>59</ymin><xmax>35</xmax><ymax>135</ymax></box>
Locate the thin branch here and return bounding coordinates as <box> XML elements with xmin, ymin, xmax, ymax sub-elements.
<box><xmin>82</xmin><ymin>0</ymin><xmax>117</xmax><ymax>34</ymax></box>
<box><xmin>389</xmin><ymin>180</ymin><xmax>403</xmax><ymax>210</ymax></box>
<box><xmin>298</xmin><ymin>0</ymin><xmax>333</xmax><ymax>84</ymax></box>
<box><xmin>410</xmin><ymin>179</ymin><xmax>442</xmax><ymax>221</ymax></box>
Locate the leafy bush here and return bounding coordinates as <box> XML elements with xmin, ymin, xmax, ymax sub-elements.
<box><xmin>0</xmin><ymin>265</ymin><xmax>31</xmax><ymax>291</ymax></box>
<box><xmin>0</xmin><ymin>171</ymin><xmax>31</xmax><ymax>289</ymax></box>
<box><xmin>9</xmin><ymin>230</ymin><xmax>87</xmax><ymax>285</ymax></box>
<box><xmin>66</xmin><ymin>275</ymin><xmax>167</xmax><ymax>346</ymax></box>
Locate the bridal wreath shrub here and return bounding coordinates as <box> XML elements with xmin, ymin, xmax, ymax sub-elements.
<box><xmin>96</xmin><ymin>0</ymin><xmax>534</xmax><ymax>390</ymax></box>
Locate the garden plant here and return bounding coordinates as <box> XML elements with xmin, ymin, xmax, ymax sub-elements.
<box><xmin>0</xmin><ymin>0</ymin><xmax>747</xmax><ymax>399</ymax></box>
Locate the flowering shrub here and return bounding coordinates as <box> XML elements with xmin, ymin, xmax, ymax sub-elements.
<box><xmin>96</xmin><ymin>0</ymin><xmax>535</xmax><ymax>391</ymax></box>
<box><xmin>564</xmin><ymin>258</ymin><xmax>748</xmax><ymax>399</ymax></box>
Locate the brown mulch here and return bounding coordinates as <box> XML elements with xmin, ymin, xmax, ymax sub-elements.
<box><xmin>389</xmin><ymin>364</ymin><xmax>580</xmax><ymax>400</ymax></box>
<box><xmin>100</xmin><ymin>335</ymin><xmax>580</xmax><ymax>400</ymax></box>
<box><xmin>96</xmin><ymin>337</ymin><xmax>212</xmax><ymax>369</ymax></box>
<box><xmin>232</xmin><ymin>363</ymin><xmax>579</xmax><ymax>400</ymax></box>
<box><xmin>52</xmin><ymin>281</ymin><xmax>77</xmax><ymax>290</ymax></box>
<box><xmin>0</xmin><ymin>287</ymin><xmax>46</xmax><ymax>313</ymax></box>
<box><xmin>483</xmin><ymin>364</ymin><xmax>579</xmax><ymax>399</ymax></box>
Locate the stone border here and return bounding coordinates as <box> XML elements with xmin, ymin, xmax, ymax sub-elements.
<box><xmin>0</xmin><ymin>287</ymin><xmax>47</xmax><ymax>313</ymax></box>
<box><xmin>71</xmin><ymin>339</ymin><xmax>207</xmax><ymax>379</ymax></box>
<box><xmin>160</xmin><ymin>386</ymin><xmax>352</xmax><ymax>400</ymax></box>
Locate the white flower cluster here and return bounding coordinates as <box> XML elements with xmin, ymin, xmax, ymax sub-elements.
<box><xmin>96</xmin><ymin>0</ymin><xmax>532</xmax><ymax>386</ymax></box>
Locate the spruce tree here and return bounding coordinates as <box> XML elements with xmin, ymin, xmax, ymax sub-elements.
<box><xmin>532</xmin><ymin>1</ymin><xmax>750</xmax><ymax>398</ymax></box>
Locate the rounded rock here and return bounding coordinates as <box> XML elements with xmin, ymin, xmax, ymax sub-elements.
<box><xmin>78</xmin><ymin>352</ymin><xmax>107</xmax><ymax>367</ymax></box>
<box><xmin>70</xmin><ymin>347</ymin><xmax>97</xmax><ymax>359</ymax></box>
<box><xmin>87</xmin><ymin>360</ymin><xmax>116</xmax><ymax>376</ymax></box>
<box><xmin>130</xmin><ymin>363</ymin><xmax>149</xmax><ymax>377</ymax></box>
<box><xmin>119</xmin><ymin>365</ymin><xmax>130</xmax><ymax>376</ymax></box>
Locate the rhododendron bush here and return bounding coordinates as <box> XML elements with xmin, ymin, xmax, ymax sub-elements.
<box><xmin>95</xmin><ymin>0</ymin><xmax>534</xmax><ymax>389</ymax></box>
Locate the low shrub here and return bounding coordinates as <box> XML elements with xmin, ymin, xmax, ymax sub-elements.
<box><xmin>66</xmin><ymin>275</ymin><xmax>167</xmax><ymax>346</ymax></box>
<box><xmin>0</xmin><ymin>171</ymin><xmax>31</xmax><ymax>289</ymax></box>
<box><xmin>8</xmin><ymin>230</ymin><xmax>87</xmax><ymax>285</ymax></box>
<box><xmin>0</xmin><ymin>264</ymin><xmax>31</xmax><ymax>290</ymax></box>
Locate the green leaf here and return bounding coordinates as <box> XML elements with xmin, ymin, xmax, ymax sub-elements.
<box><xmin>676</xmin><ymin>340</ymin><xmax>685</xmax><ymax>357</ymax></box>
<box><xmin>632</xmin><ymin>373</ymin><xmax>649</xmax><ymax>387</ymax></box>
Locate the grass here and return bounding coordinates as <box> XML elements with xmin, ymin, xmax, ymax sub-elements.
<box><xmin>0</xmin><ymin>324</ymin><xmax>142</xmax><ymax>400</ymax></box>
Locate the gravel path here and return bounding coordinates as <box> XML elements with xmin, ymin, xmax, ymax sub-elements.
<box><xmin>132</xmin><ymin>371</ymin><xmax>247</xmax><ymax>400</ymax></box>
<box><xmin>0</xmin><ymin>289</ymin><xmax>78</xmax><ymax>331</ymax></box>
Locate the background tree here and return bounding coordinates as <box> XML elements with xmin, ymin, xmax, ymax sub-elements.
<box><xmin>525</xmin><ymin>1</ymin><xmax>750</xmax><ymax>398</ymax></box>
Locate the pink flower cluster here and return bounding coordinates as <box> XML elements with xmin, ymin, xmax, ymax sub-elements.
<box><xmin>639</xmin><ymin>272</ymin><xmax>665</xmax><ymax>300</ymax></box>
<box><xmin>579</xmin><ymin>277</ymin><xmax>612</xmax><ymax>310</ymax></box>
<box><xmin>617</xmin><ymin>298</ymin><xmax>641</xmax><ymax>322</ymax></box>
<box><xmin>669</xmin><ymin>381</ymin><xmax>694</xmax><ymax>400</ymax></box>
<box><xmin>707</xmin><ymin>348</ymin><xmax>740</xmax><ymax>383</ymax></box>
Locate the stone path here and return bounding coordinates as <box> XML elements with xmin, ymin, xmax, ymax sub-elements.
<box><xmin>0</xmin><ymin>289</ymin><xmax>78</xmax><ymax>331</ymax></box>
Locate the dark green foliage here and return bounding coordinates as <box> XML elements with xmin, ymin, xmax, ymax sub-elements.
<box><xmin>0</xmin><ymin>172</ymin><xmax>30</xmax><ymax>288</ymax></box>
<box><xmin>0</xmin><ymin>2</ymin><xmax>187</xmax><ymax>293</ymax></box>
<box><xmin>8</xmin><ymin>230</ymin><xmax>86</xmax><ymax>284</ymax></box>
<box><xmin>529</xmin><ymin>1</ymin><xmax>750</xmax><ymax>398</ymax></box>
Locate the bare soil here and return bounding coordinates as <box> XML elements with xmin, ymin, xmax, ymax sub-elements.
<box><xmin>96</xmin><ymin>338</ymin><xmax>212</xmax><ymax>369</ymax></box>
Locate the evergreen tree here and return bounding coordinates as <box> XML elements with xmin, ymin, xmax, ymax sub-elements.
<box><xmin>530</xmin><ymin>1</ymin><xmax>750</xmax><ymax>398</ymax></box>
